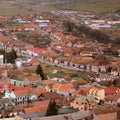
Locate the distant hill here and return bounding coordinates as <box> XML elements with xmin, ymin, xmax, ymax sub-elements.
<box><xmin>53</xmin><ymin>0</ymin><xmax>120</xmax><ymax>12</ymax></box>
<box><xmin>0</xmin><ymin>0</ymin><xmax>120</xmax><ymax>15</ymax></box>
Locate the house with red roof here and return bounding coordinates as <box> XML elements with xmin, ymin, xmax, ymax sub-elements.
<box><xmin>23</xmin><ymin>100</ymin><xmax>50</xmax><ymax>114</ymax></box>
<box><xmin>12</xmin><ymin>26</ymin><xmax>22</xmax><ymax>32</ymax></box>
<box><xmin>72</xmin><ymin>88</ymin><xmax>91</xmax><ymax>97</ymax></box>
<box><xmin>23</xmin><ymin>75</ymin><xmax>42</xmax><ymax>86</ymax></box>
<box><xmin>28</xmin><ymin>57</ymin><xmax>40</xmax><ymax>66</ymax></box>
<box><xmin>91</xmin><ymin>60</ymin><xmax>111</xmax><ymax>73</ymax></box>
<box><xmin>26</xmin><ymin>47</ymin><xmax>46</xmax><ymax>57</ymax></box>
<box><xmin>38</xmin><ymin>92</ymin><xmax>60</xmax><ymax>101</ymax></box>
<box><xmin>57</xmin><ymin>83</ymin><xmax>76</xmax><ymax>96</ymax></box>
<box><xmin>52</xmin><ymin>31</ymin><xmax>65</xmax><ymax>41</ymax></box>
<box><xmin>52</xmin><ymin>83</ymin><xmax>62</xmax><ymax>92</ymax></box>
<box><xmin>23</xmin><ymin>24</ymin><xmax>37</xmax><ymax>31</ymax></box>
<box><xmin>32</xmin><ymin>88</ymin><xmax>46</xmax><ymax>97</ymax></box>
<box><xmin>0</xmin><ymin>70</ymin><xmax>14</xmax><ymax>90</ymax></box>
<box><xmin>104</xmin><ymin>86</ymin><xmax>120</xmax><ymax>95</ymax></box>
<box><xmin>4</xmin><ymin>86</ymin><xmax>32</xmax><ymax>101</ymax></box>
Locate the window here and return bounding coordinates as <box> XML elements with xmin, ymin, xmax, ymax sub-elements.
<box><xmin>84</xmin><ymin>107</ymin><xmax>87</xmax><ymax>111</ymax></box>
<box><xmin>84</xmin><ymin>102</ymin><xmax>87</xmax><ymax>105</ymax></box>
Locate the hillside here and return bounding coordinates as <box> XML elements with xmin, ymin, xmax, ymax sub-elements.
<box><xmin>0</xmin><ymin>0</ymin><xmax>120</xmax><ymax>15</ymax></box>
<box><xmin>0</xmin><ymin>0</ymin><xmax>56</xmax><ymax>15</ymax></box>
<box><xmin>53</xmin><ymin>0</ymin><xmax>120</xmax><ymax>12</ymax></box>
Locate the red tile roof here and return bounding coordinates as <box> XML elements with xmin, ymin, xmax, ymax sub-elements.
<box><xmin>26</xmin><ymin>75</ymin><xmax>41</xmax><ymax>81</ymax></box>
<box><xmin>14</xmin><ymin>89</ymin><xmax>30</xmax><ymax>97</ymax></box>
<box><xmin>54</xmin><ymin>31</ymin><xmax>65</xmax><ymax>40</ymax></box>
<box><xmin>58</xmin><ymin>83</ymin><xmax>73</xmax><ymax>92</ymax></box>
<box><xmin>0</xmin><ymin>34</ymin><xmax>10</xmax><ymax>42</ymax></box>
<box><xmin>32</xmin><ymin>100</ymin><xmax>50</xmax><ymax>107</ymax></box>
<box><xmin>93</xmin><ymin>60</ymin><xmax>111</xmax><ymax>66</ymax></box>
<box><xmin>9</xmin><ymin>86</ymin><xmax>31</xmax><ymax>92</ymax></box>
<box><xmin>32</xmin><ymin>88</ymin><xmax>46</xmax><ymax>96</ymax></box>
<box><xmin>23</xmin><ymin>24</ymin><xmax>37</xmax><ymax>28</ymax></box>
<box><xmin>73</xmin><ymin>88</ymin><xmax>91</xmax><ymax>95</ymax></box>
<box><xmin>30</xmin><ymin>48</ymin><xmax>46</xmax><ymax>53</ymax></box>
<box><xmin>104</xmin><ymin>86</ymin><xmax>119</xmax><ymax>95</ymax></box>
<box><xmin>29</xmin><ymin>58</ymin><xmax>37</xmax><ymax>64</ymax></box>
<box><xmin>24</xmin><ymin>106</ymin><xmax>48</xmax><ymax>114</ymax></box>
<box><xmin>52</xmin><ymin>83</ymin><xmax>62</xmax><ymax>90</ymax></box>
<box><xmin>24</xmin><ymin>100</ymin><xmax>50</xmax><ymax>113</ymax></box>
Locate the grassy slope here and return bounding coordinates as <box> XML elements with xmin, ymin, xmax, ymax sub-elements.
<box><xmin>53</xmin><ymin>0</ymin><xmax>120</xmax><ymax>12</ymax></box>
<box><xmin>0</xmin><ymin>1</ymin><xmax>32</xmax><ymax>16</ymax></box>
<box><xmin>0</xmin><ymin>0</ymin><xmax>120</xmax><ymax>16</ymax></box>
<box><xmin>0</xmin><ymin>0</ymin><xmax>57</xmax><ymax>16</ymax></box>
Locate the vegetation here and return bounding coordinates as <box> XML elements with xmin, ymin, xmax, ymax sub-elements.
<box><xmin>15</xmin><ymin>32</ymin><xmax>51</xmax><ymax>47</ymax></box>
<box><xmin>0</xmin><ymin>48</ymin><xmax>17</xmax><ymax>64</ymax></box>
<box><xmin>0</xmin><ymin>0</ymin><xmax>120</xmax><ymax>16</ymax></box>
<box><xmin>53</xmin><ymin>0</ymin><xmax>120</xmax><ymax>12</ymax></box>
<box><xmin>0</xmin><ymin>0</ymin><xmax>56</xmax><ymax>16</ymax></box>
<box><xmin>35</xmin><ymin>64</ymin><xmax>45</xmax><ymax>80</ymax></box>
<box><xmin>63</xmin><ymin>20</ymin><xmax>110</xmax><ymax>43</ymax></box>
<box><xmin>46</xmin><ymin>100</ymin><xmax>58</xmax><ymax>116</ymax></box>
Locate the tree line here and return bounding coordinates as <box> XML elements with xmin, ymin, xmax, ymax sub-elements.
<box><xmin>0</xmin><ymin>48</ymin><xmax>17</xmax><ymax>64</ymax></box>
<box><xmin>63</xmin><ymin>20</ymin><xmax>110</xmax><ymax>43</ymax></box>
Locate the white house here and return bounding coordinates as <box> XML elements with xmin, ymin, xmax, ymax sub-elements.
<box><xmin>0</xmin><ymin>55</ymin><xmax>3</xmax><ymax>65</ymax></box>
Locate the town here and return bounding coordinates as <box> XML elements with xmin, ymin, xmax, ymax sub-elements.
<box><xmin>0</xmin><ymin>6</ymin><xmax>120</xmax><ymax>120</ymax></box>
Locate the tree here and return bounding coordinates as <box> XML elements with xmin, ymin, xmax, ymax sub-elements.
<box><xmin>35</xmin><ymin>64</ymin><xmax>45</xmax><ymax>80</ymax></box>
<box><xmin>1</xmin><ymin>48</ymin><xmax>17</xmax><ymax>64</ymax></box>
<box><xmin>63</xmin><ymin>20</ymin><xmax>73</xmax><ymax>32</ymax></box>
<box><xmin>9</xmin><ymin>49</ymin><xmax>17</xmax><ymax>63</ymax></box>
<box><xmin>113</xmin><ymin>79</ymin><xmax>120</xmax><ymax>86</ymax></box>
<box><xmin>107</xmin><ymin>67</ymin><xmax>112</xmax><ymax>73</ymax></box>
<box><xmin>46</xmin><ymin>100</ymin><xmax>58</xmax><ymax>116</ymax></box>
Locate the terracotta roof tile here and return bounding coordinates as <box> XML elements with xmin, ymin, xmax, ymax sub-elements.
<box><xmin>30</xmin><ymin>48</ymin><xmax>46</xmax><ymax>54</ymax></box>
<box><xmin>29</xmin><ymin>58</ymin><xmax>37</xmax><ymax>64</ymax></box>
<box><xmin>23</xmin><ymin>24</ymin><xmax>37</xmax><ymax>28</ymax></box>
<box><xmin>0</xmin><ymin>34</ymin><xmax>10</xmax><ymax>42</ymax></box>
<box><xmin>40</xmin><ymin>79</ymin><xmax>56</xmax><ymax>85</ymax></box>
<box><xmin>73</xmin><ymin>88</ymin><xmax>91</xmax><ymax>95</ymax></box>
<box><xmin>14</xmin><ymin>90</ymin><xmax>30</xmax><ymax>97</ymax></box>
<box><xmin>58</xmin><ymin>83</ymin><xmax>73</xmax><ymax>92</ymax></box>
<box><xmin>104</xmin><ymin>86</ymin><xmax>119</xmax><ymax>95</ymax></box>
<box><xmin>39</xmin><ymin>92</ymin><xmax>60</xmax><ymax>100</ymax></box>
<box><xmin>10</xmin><ymin>86</ymin><xmax>32</xmax><ymax>92</ymax></box>
<box><xmin>26</xmin><ymin>75</ymin><xmax>41</xmax><ymax>81</ymax></box>
<box><xmin>32</xmin><ymin>88</ymin><xmax>46</xmax><ymax>96</ymax></box>
<box><xmin>52</xmin><ymin>83</ymin><xmax>62</xmax><ymax>89</ymax></box>
<box><xmin>54</xmin><ymin>31</ymin><xmax>65</xmax><ymax>40</ymax></box>
<box><xmin>32</xmin><ymin>100</ymin><xmax>50</xmax><ymax>107</ymax></box>
<box><xmin>24</xmin><ymin>106</ymin><xmax>48</xmax><ymax>114</ymax></box>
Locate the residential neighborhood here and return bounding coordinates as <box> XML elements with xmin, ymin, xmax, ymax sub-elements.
<box><xmin>0</xmin><ymin>1</ymin><xmax>120</xmax><ymax>120</ymax></box>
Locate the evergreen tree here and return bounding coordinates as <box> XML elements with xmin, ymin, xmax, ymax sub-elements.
<box><xmin>2</xmin><ymin>49</ymin><xmax>17</xmax><ymax>64</ymax></box>
<box><xmin>107</xmin><ymin>67</ymin><xmax>112</xmax><ymax>73</ymax></box>
<box><xmin>35</xmin><ymin>64</ymin><xmax>45</xmax><ymax>80</ymax></box>
<box><xmin>67</xmin><ymin>23</ymin><xmax>73</xmax><ymax>32</ymax></box>
<box><xmin>10</xmin><ymin>49</ymin><xmax>17</xmax><ymax>63</ymax></box>
<box><xmin>46</xmin><ymin>100</ymin><xmax>58</xmax><ymax>116</ymax></box>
